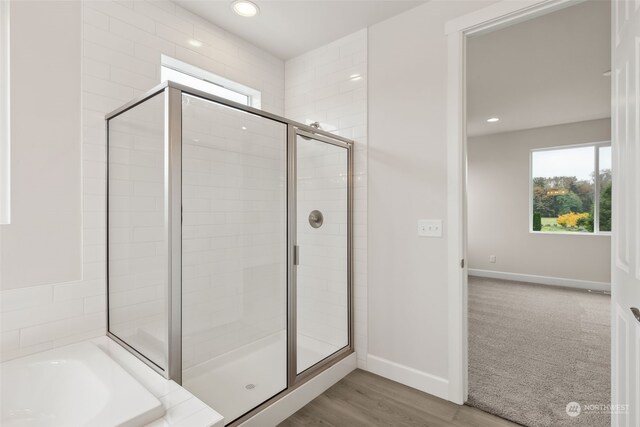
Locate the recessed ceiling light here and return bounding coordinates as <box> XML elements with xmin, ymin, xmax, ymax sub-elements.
<box><xmin>603</xmin><ymin>70</ymin><xmax>611</xmax><ymax>77</ymax></box>
<box><xmin>487</xmin><ymin>117</ymin><xmax>500</xmax><ymax>123</ymax></box>
<box><xmin>349</xmin><ymin>74</ymin><xmax>362</xmax><ymax>81</ymax></box>
<box><xmin>188</xmin><ymin>39</ymin><xmax>203</xmax><ymax>47</ymax></box>
<box><xmin>232</xmin><ymin>0</ymin><xmax>259</xmax><ymax>17</ymax></box>
<box><xmin>241</xmin><ymin>126</ymin><xmax>247</xmax><ymax>130</ymax></box>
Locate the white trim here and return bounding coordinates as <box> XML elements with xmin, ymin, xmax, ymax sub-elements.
<box><xmin>594</xmin><ymin>142</ymin><xmax>600</xmax><ymax>233</ymax></box>
<box><xmin>240</xmin><ymin>353</ymin><xmax>356</xmax><ymax>426</ymax></box>
<box><xmin>445</xmin><ymin>0</ymin><xmax>584</xmax><ymax>405</ymax></box>
<box><xmin>529</xmin><ymin>231</ymin><xmax>612</xmax><ymax>236</ymax></box>
<box><xmin>446</xmin><ymin>28</ymin><xmax>467</xmax><ymax>405</ymax></box>
<box><xmin>366</xmin><ymin>354</ymin><xmax>449</xmax><ymax>401</ymax></box>
<box><xmin>0</xmin><ymin>0</ymin><xmax>9</xmax><ymax>225</ymax></box>
<box><xmin>468</xmin><ymin>268</ymin><xmax>611</xmax><ymax>292</ymax></box>
<box><xmin>445</xmin><ymin>0</ymin><xmax>582</xmax><ymax>35</ymax></box>
<box><xmin>529</xmin><ymin>140</ymin><xmax>612</xmax><ymax>153</ymax></box>
<box><xmin>160</xmin><ymin>54</ymin><xmax>262</xmax><ymax>109</ymax></box>
<box><xmin>529</xmin><ymin>142</ymin><xmax>534</xmax><ymax>232</ymax></box>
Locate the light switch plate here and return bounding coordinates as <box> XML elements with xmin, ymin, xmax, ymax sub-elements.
<box><xmin>418</xmin><ymin>220</ymin><xmax>442</xmax><ymax>237</ymax></box>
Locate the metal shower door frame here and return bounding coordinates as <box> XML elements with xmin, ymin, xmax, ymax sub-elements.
<box><xmin>287</xmin><ymin>128</ymin><xmax>354</xmax><ymax>388</ymax></box>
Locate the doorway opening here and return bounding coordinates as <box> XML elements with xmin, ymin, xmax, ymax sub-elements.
<box><xmin>463</xmin><ymin>1</ymin><xmax>612</xmax><ymax>425</ymax></box>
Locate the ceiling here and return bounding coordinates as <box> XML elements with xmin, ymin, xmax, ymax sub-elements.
<box><xmin>174</xmin><ymin>0</ymin><xmax>427</xmax><ymax>59</ymax></box>
<box><xmin>466</xmin><ymin>0</ymin><xmax>611</xmax><ymax>137</ymax></box>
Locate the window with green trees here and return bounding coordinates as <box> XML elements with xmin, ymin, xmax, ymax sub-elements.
<box><xmin>531</xmin><ymin>143</ymin><xmax>611</xmax><ymax>234</ymax></box>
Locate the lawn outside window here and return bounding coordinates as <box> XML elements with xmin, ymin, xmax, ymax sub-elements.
<box><xmin>530</xmin><ymin>142</ymin><xmax>611</xmax><ymax>235</ymax></box>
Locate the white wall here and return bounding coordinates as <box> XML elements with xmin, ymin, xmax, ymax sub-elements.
<box><xmin>467</xmin><ymin>119</ymin><xmax>612</xmax><ymax>284</ymax></box>
<box><xmin>367</xmin><ymin>0</ymin><xmax>496</xmax><ymax>398</ymax></box>
<box><xmin>1</xmin><ymin>1</ymin><xmax>82</xmax><ymax>290</ymax></box>
<box><xmin>285</xmin><ymin>29</ymin><xmax>368</xmax><ymax>369</ymax></box>
<box><xmin>0</xmin><ymin>1</ymin><xmax>95</xmax><ymax>362</ymax></box>
<box><xmin>0</xmin><ymin>0</ymin><xmax>284</xmax><ymax>362</ymax></box>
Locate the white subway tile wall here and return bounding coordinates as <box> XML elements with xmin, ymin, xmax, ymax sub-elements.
<box><xmin>285</xmin><ymin>29</ymin><xmax>368</xmax><ymax>369</ymax></box>
<box><xmin>180</xmin><ymin>94</ymin><xmax>287</xmax><ymax>370</ymax></box>
<box><xmin>0</xmin><ymin>0</ymin><xmax>284</xmax><ymax>362</ymax></box>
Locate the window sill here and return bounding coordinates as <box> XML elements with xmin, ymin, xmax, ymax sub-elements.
<box><xmin>529</xmin><ymin>231</ymin><xmax>612</xmax><ymax>237</ymax></box>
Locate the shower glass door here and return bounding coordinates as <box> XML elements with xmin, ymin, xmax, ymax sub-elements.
<box><xmin>295</xmin><ymin>131</ymin><xmax>350</xmax><ymax>375</ymax></box>
<box><xmin>106</xmin><ymin>83</ymin><xmax>354</xmax><ymax>426</ymax></box>
<box><xmin>180</xmin><ymin>94</ymin><xmax>288</xmax><ymax>424</ymax></box>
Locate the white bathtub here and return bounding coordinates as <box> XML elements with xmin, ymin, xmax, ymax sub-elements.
<box><xmin>0</xmin><ymin>340</ymin><xmax>165</xmax><ymax>427</ymax></box>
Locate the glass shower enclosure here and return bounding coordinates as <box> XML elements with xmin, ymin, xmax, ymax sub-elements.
<box><xmin>106</xmin><ymin>82</ymin><xmax>353</xmax><ymax>425</ymax></box>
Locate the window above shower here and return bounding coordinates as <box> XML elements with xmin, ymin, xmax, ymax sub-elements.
<box><xmin>160</xmin><ymin>55</ymin><xmax>261</xmax><ymax>108</ymax></box>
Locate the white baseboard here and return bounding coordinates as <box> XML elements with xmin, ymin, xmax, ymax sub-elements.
<box><xmin>468</xmin><ymin>268</ymin><xmax>611</xmax><ymax>292</ymax></box>
<box><xmin>366</xmin><ymin>354</ymin><xmax>449</xmax><ymax>401</ymax></box>
<box><xmin>240</xmin><ymin>353</ymin><xmax>357</xmax><ymax>426</ymax></box>
<box><xmin>356</xmin><ymin>357</ymin><xmax>367</xmax><ymax>370</ymax></box>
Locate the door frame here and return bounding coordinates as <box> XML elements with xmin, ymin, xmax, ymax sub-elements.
<box><xmin>287</xmin><ymin>126</ymin><xmax>355</xmax><ymax>388</ymax></box>
<box><xmin>444</xmin><ymin>0</ymin><xmax>593</xmax><ymax>404</ymax></box>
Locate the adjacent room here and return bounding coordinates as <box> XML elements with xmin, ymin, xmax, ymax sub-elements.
<box><xmin>466</xmin><ymin>1</ymin><xmax>612</xmax><ymax>426</ymax></box>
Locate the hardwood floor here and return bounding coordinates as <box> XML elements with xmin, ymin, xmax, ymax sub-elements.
<box><xmin>279</xmin><ymin>369</ymin><xmax>519</xmax><ymax>427</ymax></box>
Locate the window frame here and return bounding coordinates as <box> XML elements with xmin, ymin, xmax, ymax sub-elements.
<box><xmin>160</xmin><ymin>55</ymin><xmax>261</xmax><ymax>109</ymax></box>
<box><xmin>529</xmin><ymin>140</ymin><xmax>612</xmax><ymax>236</ymax></box>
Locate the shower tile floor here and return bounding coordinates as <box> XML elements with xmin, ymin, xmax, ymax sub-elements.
<box><xmin>182</xmin><ymin>331</ymin><xmax>340</xmax><ymax>424</ymax></box>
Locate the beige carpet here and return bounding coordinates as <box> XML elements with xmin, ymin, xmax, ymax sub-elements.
<box><xmin>466</xmin><ymin>276</ymin><xmax>611</xmax><ymax>427</ymax></box>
